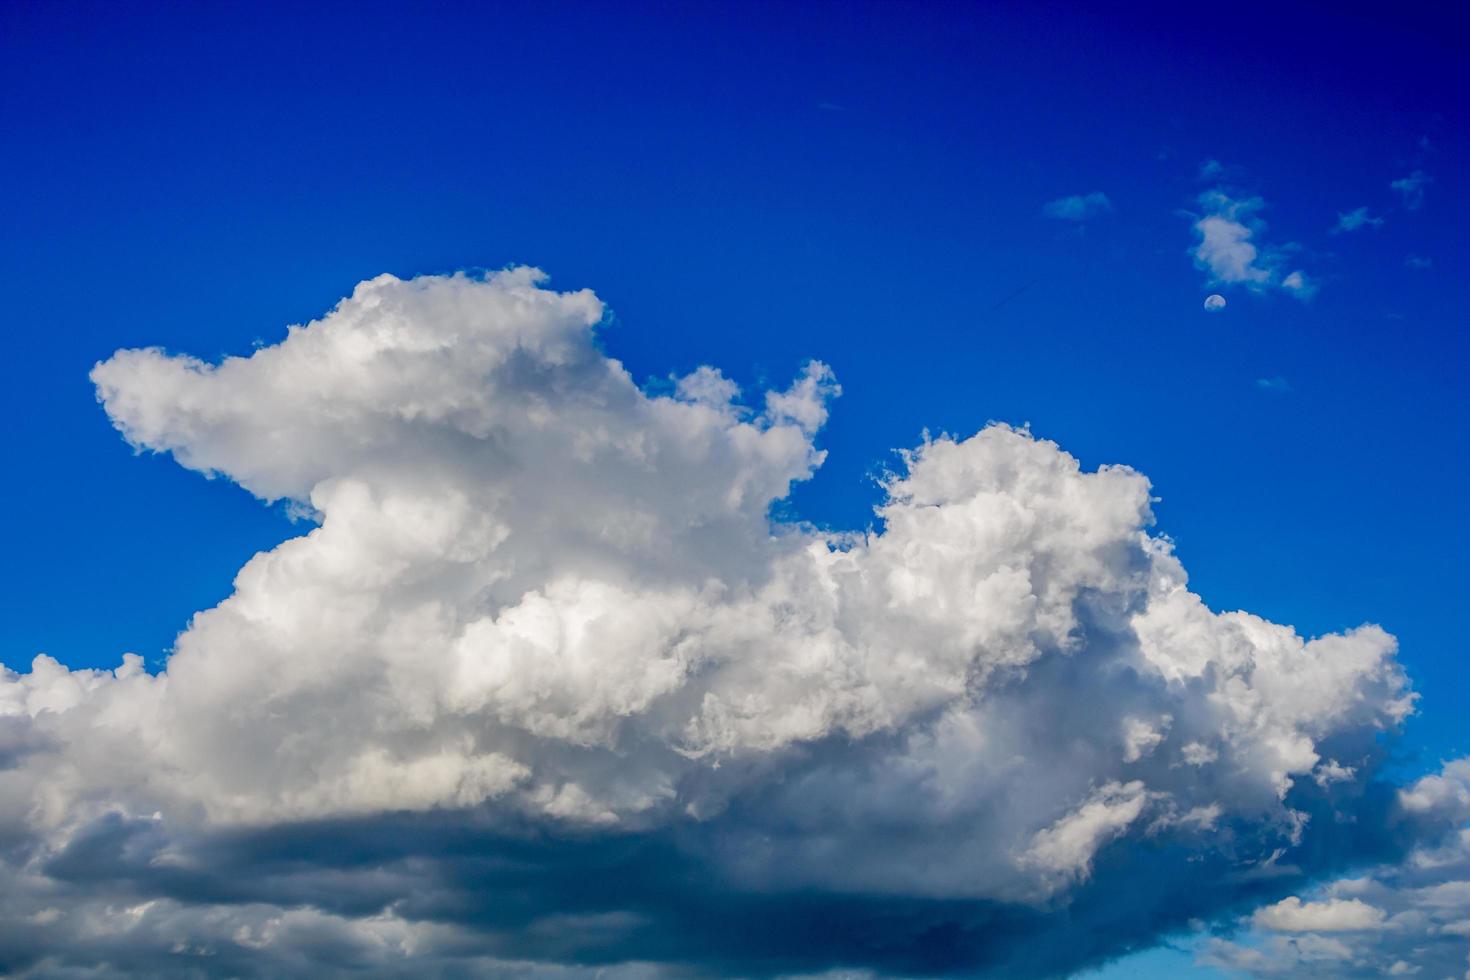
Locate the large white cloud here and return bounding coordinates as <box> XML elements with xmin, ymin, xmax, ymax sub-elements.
<box><xmin>0</xmin><ymin>268</ymin><xmax>1433</xmax><ymax>975</ymax></box>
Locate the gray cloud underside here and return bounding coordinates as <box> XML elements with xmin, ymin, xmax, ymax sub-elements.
<box><xmin>1203</xmin><ymin>761</ymin><xmax>1470</xmax><ymax>977</ymax></box>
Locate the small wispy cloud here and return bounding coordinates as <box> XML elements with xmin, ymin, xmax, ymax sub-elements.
<box><xmin>1331</xmin><ymin>206</ymin><xmax>1384</xmax><ymax>234</ymax></box>
<box><xmin>1405</xmin><ymin>255</ymin><xmax>1432</xmax><ymax>269</ymax></box>
<box><xmin>1280</xmin><ymin>270</ymin><xmax>1317</xmax><ymax>300</ymax></box>
<box><xmin>1256</xmin><ymin>376</ymin><xmax>1292</xmax><ymax>392</ymax></box>
<box><xmin>1188</xmin><ymin>189</ymin><xmax>1315</xmax><ymax>301</ymax></box>
<box><xmin>1390</xmin><ymin>170</ymin><xmax>1430</xmax><ymax>210</ymax></box>
<box><xmin>1043</xmin><ymin>191</ymin><xmax>1113</xmax><ymax>221</ymax></box>
<box><xmin>1192</xmin><ymin>192</ymin><xmax>1271</xmax><ymax>286</ymax></box>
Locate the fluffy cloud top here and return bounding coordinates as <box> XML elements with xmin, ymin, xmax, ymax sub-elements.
<box><xmin>1043</xmin><ymin>191</ymin><xmax>1113</xmax><ymax>221</ymax></box>
<box><xmin>0</xmin><ymin>269</ymin><xmax>1437</xmax><ymax>976</ymax></box>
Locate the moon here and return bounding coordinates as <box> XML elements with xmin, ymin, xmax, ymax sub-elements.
<box><xmin>1204</xmin><ymin>294</ymin><xmax>1227</xmax><ymax>312</ymax></box>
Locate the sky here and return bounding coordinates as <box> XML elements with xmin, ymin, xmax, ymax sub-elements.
<box><xmin>2</xmin><ymin>2</ymin><xmax>1468</xmax><ymax>976</ymax></box>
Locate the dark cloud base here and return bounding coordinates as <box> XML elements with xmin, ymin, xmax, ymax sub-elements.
<box><xmin>3</xmin><ymin>748</ymin><xmax>1418</xmax><ymax>978</ymax></box>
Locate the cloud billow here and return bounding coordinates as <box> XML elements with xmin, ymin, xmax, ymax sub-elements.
<box><xmin>0</xmin><ymin>268</ymin><xmax>1456</xmax><ymax>976</ymax></box>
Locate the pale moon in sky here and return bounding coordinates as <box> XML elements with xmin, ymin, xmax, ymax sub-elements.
<box><xmin>1204</xmin><ymin>294</ymin><xmax>1227</xmax><ymax>312</ymax></box>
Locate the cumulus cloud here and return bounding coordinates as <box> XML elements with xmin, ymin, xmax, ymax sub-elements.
<box><xmin>0</xmin><ymin>268</ymin><xmax>1432</xmax><ymax>975</ymax></box>
<box><xmin>1331</xmin><ymin>206</ymin><xmax>1384</xmax><ymax>233</ymax></box>
<box><xmin>1391</xmin><ymin>171</ymin><xmax>1431</xmax><ymax>210</ymax></box>
<box><xmin>1189</xmin><ymin>190</ymin><xmax>1314</xmax><ymax>300</ymax></box>
<box><xmin>1042</xmin><ymin>191</ymin><xmax>1113</xmax><ymax>221</ymax></box>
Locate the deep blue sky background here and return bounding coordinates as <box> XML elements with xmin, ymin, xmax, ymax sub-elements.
<box><xmin>3</xmin><ymin>0</ymin><xmax>1466</xmax><ymax>841</ymax></box>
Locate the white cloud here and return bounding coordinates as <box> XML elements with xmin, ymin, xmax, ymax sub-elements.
<box><xmin>1189</xmin><ymin>190</ymin><xmax>1316</xmax><ymax>301</ymax></box>
<box><xmin>1399</xmin><ymin>758</ymin><xmax>1470</xmax><ymax>817</ymax></box>
<box><xmin>1391</xmin><ymin>171</ymin><xmax>1431</xmax><ymax>210</ymax></box>
<box><xmin>1313</xmin><ymin>760</ymin><xmax>1355</xmax><ymax>787</ymax></box>
<box><xmin>1192</xmin><ymin>194</ymin><xmax>1271</xmax><ymax>286</ymax></box>
<box><xmin>1182</xmin><ymin>741</ymin><xmax>1218</xmax><ymax>766</ymax></box>
<box><xmin>1252</xmin><ymin>897</ymin><xmax>1387</xmax><ymax>932</ymax></box>
<box><xmin>1280</xmin><ymin>269</ymin><xmax>1317</xmax><ymax>300</ymax></box>
<box><xmin>1023</xmin><ymin>781</ymin><xmax>1153</xmax><ymax>883</ymax></box>
<box><xmin>0</xmin><ymin>268</ymin><xmax>1424</xmax><ymax>973</ymax></box>
<box><xmin>1201</xmin><ymin>933</ymin><xmax>1356</xmax><ymax>974</ymax></box>
<box><xmin>1122</xmin><ymin>716</ymin><xmax>1171</xmax><ymax>763</ymax></box>
<box><xmin>1331</xmin><ymin>206</ymin><xmax>1384</xmax><ymax>233</ymax></box>
<box><xmin>1043</xmin><ymin>191</ymin><xmax>1113</xmax><ymax>221</ymax></box>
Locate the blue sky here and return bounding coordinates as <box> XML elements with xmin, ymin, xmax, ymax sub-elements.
<box><xmin>2</xmin><ymin>3</ymin><xmax>1468</xmax><ymax>976</ymax></box>
<box><xmin>6</xmin><ymin>0</ymin><xmax>1465</xmax><ymax>765</ymax></box>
